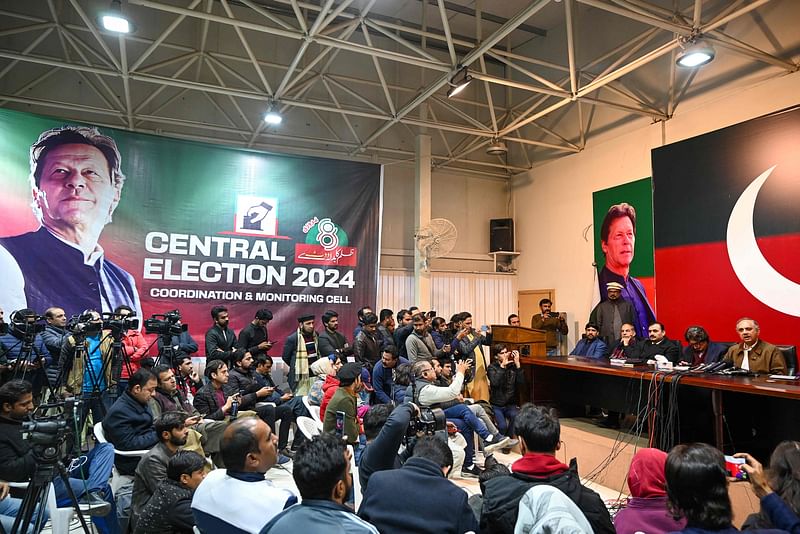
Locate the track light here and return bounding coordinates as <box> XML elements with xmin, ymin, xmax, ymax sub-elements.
<box><xmin>264</xmin><ymin>103</ymin><xmax>282</xmax><ymax>125</ymax></box>
<box><xmin>102</xmin><ymin>0</ymin><xmax>131</xmax><ymax>33</ymax></box>
<box><xmin>447</xmin><ymin>67</ymin><xmax>473</xmax><ymax>98</ymax></box>
<box><xmin>676</xmin><ymin>38</ymin><xmax>715</xmax><ymax>67</ymax></box>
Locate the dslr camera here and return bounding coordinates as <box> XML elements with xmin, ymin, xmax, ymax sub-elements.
<box><xmin>405</xmin><ymin>407</ymin><xmax>446</xmax><ymax>438</ymax></box>
<box><xmin>144</xmin><ymin>310</ymin><xmax>188</xmax><ymax>336</ymax></box>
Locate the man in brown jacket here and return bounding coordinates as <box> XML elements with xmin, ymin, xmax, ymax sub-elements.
<box><xmin>530</xmin><ymin>299</ymin><xmax>568</xmax><ymax>356</ymax></box>
<box><xmin>723</xmin><ymin>317</ymin><xmax>786</xmax><ymax>374</ymax></box>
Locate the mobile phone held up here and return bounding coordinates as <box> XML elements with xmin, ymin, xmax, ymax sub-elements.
<box><xmin>335</xmin><ymin>411</ymin><xmax>346</xmax><ymax>439</ymax></box>
<box><xmin>724</xmin><ymin>455</ymin><xmax>748</xmax><ymax>481</ymax></box>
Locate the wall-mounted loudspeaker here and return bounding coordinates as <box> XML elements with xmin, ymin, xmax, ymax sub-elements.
<box><xmin>490</xmin><ymin>218</ymin><xmax>514</xmax><ymax>252</ymax></box>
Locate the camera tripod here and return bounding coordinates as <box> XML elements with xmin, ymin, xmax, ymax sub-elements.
<box><xmin>10</xmin><ymin>457</ymin><xmax>91</xmax><ymax>534</ymax></box>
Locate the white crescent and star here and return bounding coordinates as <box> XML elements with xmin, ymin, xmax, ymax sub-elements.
<box><xmin>726</xmin><ymin>165</ymin><xmax>800</xmax><ymax>317</ymax></box>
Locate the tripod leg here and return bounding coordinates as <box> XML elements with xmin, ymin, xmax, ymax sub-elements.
<box><xmin>10</xmin><ymin>481</ymin><xmax>46</xmax><ymax>534</ymax></box>
<box><xmin>55</xmin><ymin>465</ymin><xmax>93</xmax><ymax>533</ymax></box>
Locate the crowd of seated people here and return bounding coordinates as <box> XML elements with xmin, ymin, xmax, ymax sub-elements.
<box><xmin>1</xmin><ymin>300</ymin><xmax>799</xmax><ymax>534</ymax></box>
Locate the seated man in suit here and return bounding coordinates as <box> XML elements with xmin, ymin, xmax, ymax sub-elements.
<box><xmin>628</xmin><ymin>322</ymin><xmax>680</xmax><ymax>364</ymax></box>
<box><xmin>680</xmin><ymin>326</ymin><xmax>728</xmax><ymax>366</ymax></box>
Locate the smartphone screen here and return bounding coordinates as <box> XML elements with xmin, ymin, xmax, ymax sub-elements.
<box><xmin>724</xmin><ymin>455</ymin><xmax>748</xmax><ymax>480</ymax></box>
<box><xmin>335</xmin><ymin>411</ymin><xmax>346</xmax><ymax>439</ymax></box>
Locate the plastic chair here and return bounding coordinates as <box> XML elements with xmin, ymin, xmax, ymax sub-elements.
<box><xmin>302</xmin><ymin>395</ymin><xmax>322</xmax><ymax>425</ymax></box>
<box><xmin>8</xmin><ymin>481</ymin><xmax>74</xmax><ymax>534</ymax></box>
<box><xmin>93</xmin><ymin>422</ymin><xmax>151</xmax><ymax>493</ymax></box>
<box><xmin>296</xmin><ymin>416</ymin><xmax>321</xmax><ymax>440</ymax></box>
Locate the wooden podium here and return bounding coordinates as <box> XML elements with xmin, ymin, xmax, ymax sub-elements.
<box><xmin>491</xmin><ymin>325</ymin><xmax>547</xmax><ymax>362</ymax></box>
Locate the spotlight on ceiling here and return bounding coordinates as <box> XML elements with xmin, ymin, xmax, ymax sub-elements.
<box><xmin>102</xmin><ymin>0</ymin><xmax>131</xmax><ymax>34</ymax></box>
<box><xmin>264</xmin><ymin>104</ymin><xmax>283</xmax><ymax>125</ymax></box>
<box><xmin>486</xmin><ymin>139</ymin><xmax>508</xmax><ymax>156</ymax></box>
<box><xmin>676</xmin><ymin>39</ymin><xmax>715</xmax><ymax>68</ymax></box>
<box><xmin>447</xmin><ymin>67</ymin><xmax>473</xmax><ymax>98</ymax></box>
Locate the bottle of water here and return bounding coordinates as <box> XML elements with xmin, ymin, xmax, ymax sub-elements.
<box><xmin>230</xmin><ymin>396</ymin><xmax>239</xmax><ymax>419</ymax></box>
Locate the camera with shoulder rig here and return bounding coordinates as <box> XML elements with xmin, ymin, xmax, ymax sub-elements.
<box><xmin>405</xmin><ymin>407</ymin><xmax>446</xmax><ymax>438</ymax></box>
<box><xmin>144</xmin><ymin>310</ymin><xmax>187</xmax><ymax>336</ymax></box>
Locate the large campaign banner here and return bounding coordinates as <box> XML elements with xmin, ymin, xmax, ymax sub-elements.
<box><xmin>0</xmin><ymin>108</ymin><xmax>382</xmax><ymax>353</ymax></box>
<box><xmin>652</xmin><ymin>106</ymin><xmax>800</xmax><ymax>344</ymax></box>
<box><xmin>592</xmin><ymin>178</ymin><xmax>656</xmax><ymax>339</ymax></box>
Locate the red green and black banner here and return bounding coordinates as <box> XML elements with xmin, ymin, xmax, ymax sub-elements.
<box><xmin>652</xmin><ymin>106</ymin><xmax>800</xmax><ymax>344</ymax></box>
<box><xmin>0</xmin><ymin>108</ymin><xmax>382</xmax><ymax>351</ymax></box>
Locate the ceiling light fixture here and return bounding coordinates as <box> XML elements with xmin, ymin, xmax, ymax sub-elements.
<box><xmin>447</xmin><ymin>66</ymin><xmax>473</xmax><ymax>98</ymax></box>
<box><xmin>264</xmin><ymin>103</ymin><xmax>282</xmax><ymax>125</ymax></box>
<box><xmin>102</xmin><ymin>0</ymin><xmax>132</xmax><ymax>34</ymax></box>
<box><xmin>486</xmin><ymin>139</ymin><xmax>508</xmax><ymax>156</ymax></box>
<box><xmin>676</xmin><ymin>38</ymin><xmax>715</xmax><ymax>67</ymax></box>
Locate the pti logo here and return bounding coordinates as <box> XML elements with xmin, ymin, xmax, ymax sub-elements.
<box><xmin>296</xmin><ymin>217</ymin><xmax>358</xmax><ymax>266</ymax></box>
<box><xmin>235</xmin><ymin>196</ymin><xmax>278</xmax><ymax>236</ymax></box>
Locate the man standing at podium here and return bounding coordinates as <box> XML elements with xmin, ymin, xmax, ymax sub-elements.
<box><xmin>530</xmin><ymin>299</ymin><xmax>567</xmax><ymax>356</ymax></box>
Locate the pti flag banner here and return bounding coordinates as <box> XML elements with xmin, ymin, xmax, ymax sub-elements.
<box><xmin>652</xmin><ymin>105</ymin><xmax>800</xmax><ymax>345</ymax></box>
<box><xmin>0</xmin><ymin>108</ymin><xmax>382</xmax><ymax>353</ymax></box>
<box><xmin>592</xmin><ymin>178</ymin><xmax>656</xmax><ymax>339</ymax></box>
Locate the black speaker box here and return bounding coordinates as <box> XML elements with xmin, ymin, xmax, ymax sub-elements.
<box><xmin>490</xmin><ymin>218</ymin><xmax>514</xmax><ymax>252</ymax></box>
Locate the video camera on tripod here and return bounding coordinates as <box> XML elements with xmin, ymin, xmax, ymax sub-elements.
<box><xmin>9</xmin><ymin>310</ymin><xmax>46</xmax><ymax>344</ymax></box>
<box><xmin>22</xmin><ymin>398</ymin><xmax>81</xmax><ymax>463</ymax></box>
<box><xmin>67</xmin><ymin>312</ymin><xmax>102</xmax><ymax>338</ymax></box>
<box><xmin>144</xmin><ymin>310</ymin><xmax>187</xmax><ymax>336</ymax></box>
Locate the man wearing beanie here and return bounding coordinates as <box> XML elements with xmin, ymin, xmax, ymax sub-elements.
<box><xmin>322</xmin><ymin>363</ymin><xmax>362</xmax><ymax>448</ymax></box>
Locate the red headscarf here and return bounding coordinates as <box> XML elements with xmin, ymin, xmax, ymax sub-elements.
<box><xmin>627</xmin><ymin>448</ymin><xmax>668</xmax><ymax>498</ymax></box>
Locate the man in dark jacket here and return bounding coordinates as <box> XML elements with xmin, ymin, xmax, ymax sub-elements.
<box><xmin>261</xmin><ymin>433</ymin><xmax>378</xmax><ymax>534</ymax></box>
<box><xmin>359</xmin><ymin>436</ymin><xmax>478</xmax><ymax>533</ymax></box>
<box><xmin>480</xmin><ymin>404</ymin><xmax>614</xmax><ymax>534</ymax></box>
<box><xmin>149</xmin><ymin>365</ymin><xmax>226</xmax><ymax>466</ymax></box>
<box><xmin>393</xmin><ymin>310</ymin><xmax>414</xmax><ymax>359</ymax></box>
<box><xmin>628</xmin><ymin>322</ymin><xmax>681</xmax><ymax>364</ymax></box>
<box><xmin>569</xmin><ymin>322</ymin><xmax>608</xmax><ymax>360</ymax></box>
<box><xmin>317</xmin><ymin>310</ymin><xmax>354</xmax><ymax>360</ymax></box>
<box><xmin>236</xmin><ymin>308</ymin><xmax>274</xmax><ymax>359</ymax></box>
<box><xmin>134</xmin><ymin>450</ymin><xmax>206</xmax><ymax>534</ymax></box>
<box><xmin>281</xmin><ymin>314</ymin><xmax>319</xmax><ymax>394</ymax></box>
<box><xmin>103</xmin><ymin>368</ymin><xmax>160</xmax><ymax>476</ymax></box>
<box><xmin>487</xmin><ymin>345</ymin><xmax>524</xmax><ymax>439</ymax></box>
<box><xmin>204</xmin><ymin>305</ymin><xmax>238</xmax><ymax>364</ymax></box>
<box><xmin>42</xmin><ymin>306</ymin><xmax>68</xmax><ymax>363</ymax></box>
<box><xmin>680</xmin><ymin>325</ymin><xmax>728</xmax><ymax>366</ymax></box>
<box><xmin>359</xmin><ymin>403</ymin><xmax>415</xmax><ymax>491</ymax></box>
<box><xmin>354</xmin><ymin>313</ymin><xmax>381</xmax><ymax>371</ymax></box>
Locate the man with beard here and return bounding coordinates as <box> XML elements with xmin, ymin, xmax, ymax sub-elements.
<box><xmin>569</xmin><ymin>323</ymin><xmax>607</xmax><ymax>359</ymax></box>
<box><xmin>130</xmin><ymin>412</ymin><xmax>190</xmax><ymax>524</ymax></box>
<box><xmin>149</xmin><ymin>365</ymin><xmax>226</xmax><ymax>467</ymax></box>
<box><xmin>236</xmin><ymin>308</ymin><xmax>274</xmax><ymax>359</ymax></box>
<box><xmin>282</xmin><ymin>314</ymin><xmax>319</xmax><ymax>395</ymax></box>
<box><xmin>354</xmin><ymin>313</ymin><xmax>382</xmax><ymax>371</ymax></box>
<box><xmin>318</xmin><ymin>310</ymin><xmax>354</xmax><ymax>360</ymax></box>
<box><xmin>629</xmin><ymin>322</ymin><xmax>680</xmax><ymax>364</ymax></box>
<box><xmin>406</xmin><ymin>314</ymin><xmax>444</xmax><ymax>363</ymax></box>
<box><xmin>205</xmin><ymin>306</ymin><xmax>238</xmax><ymax>365</ymax></box>
<box><xmin>590</xmin><ymin>282</ymin><xmax>635</xmax><ymax>349</ymax></box>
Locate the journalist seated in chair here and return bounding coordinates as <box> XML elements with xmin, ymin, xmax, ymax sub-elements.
<box><xmin>0</xmin><ymin>379</ymin><xmax>119</xmax><ymax>534</ymax></box>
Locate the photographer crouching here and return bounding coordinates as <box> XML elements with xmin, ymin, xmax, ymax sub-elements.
<box><xmin>0</xmin><ymin>379</ymin><xmax>119</xmax><ymax>534</ymax></box>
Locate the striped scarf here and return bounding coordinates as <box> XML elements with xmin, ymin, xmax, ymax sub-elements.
<box><xmin>293</xmin><ymin>328</ymin><xmax>318</xmax><ymax>395</ymax></box>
